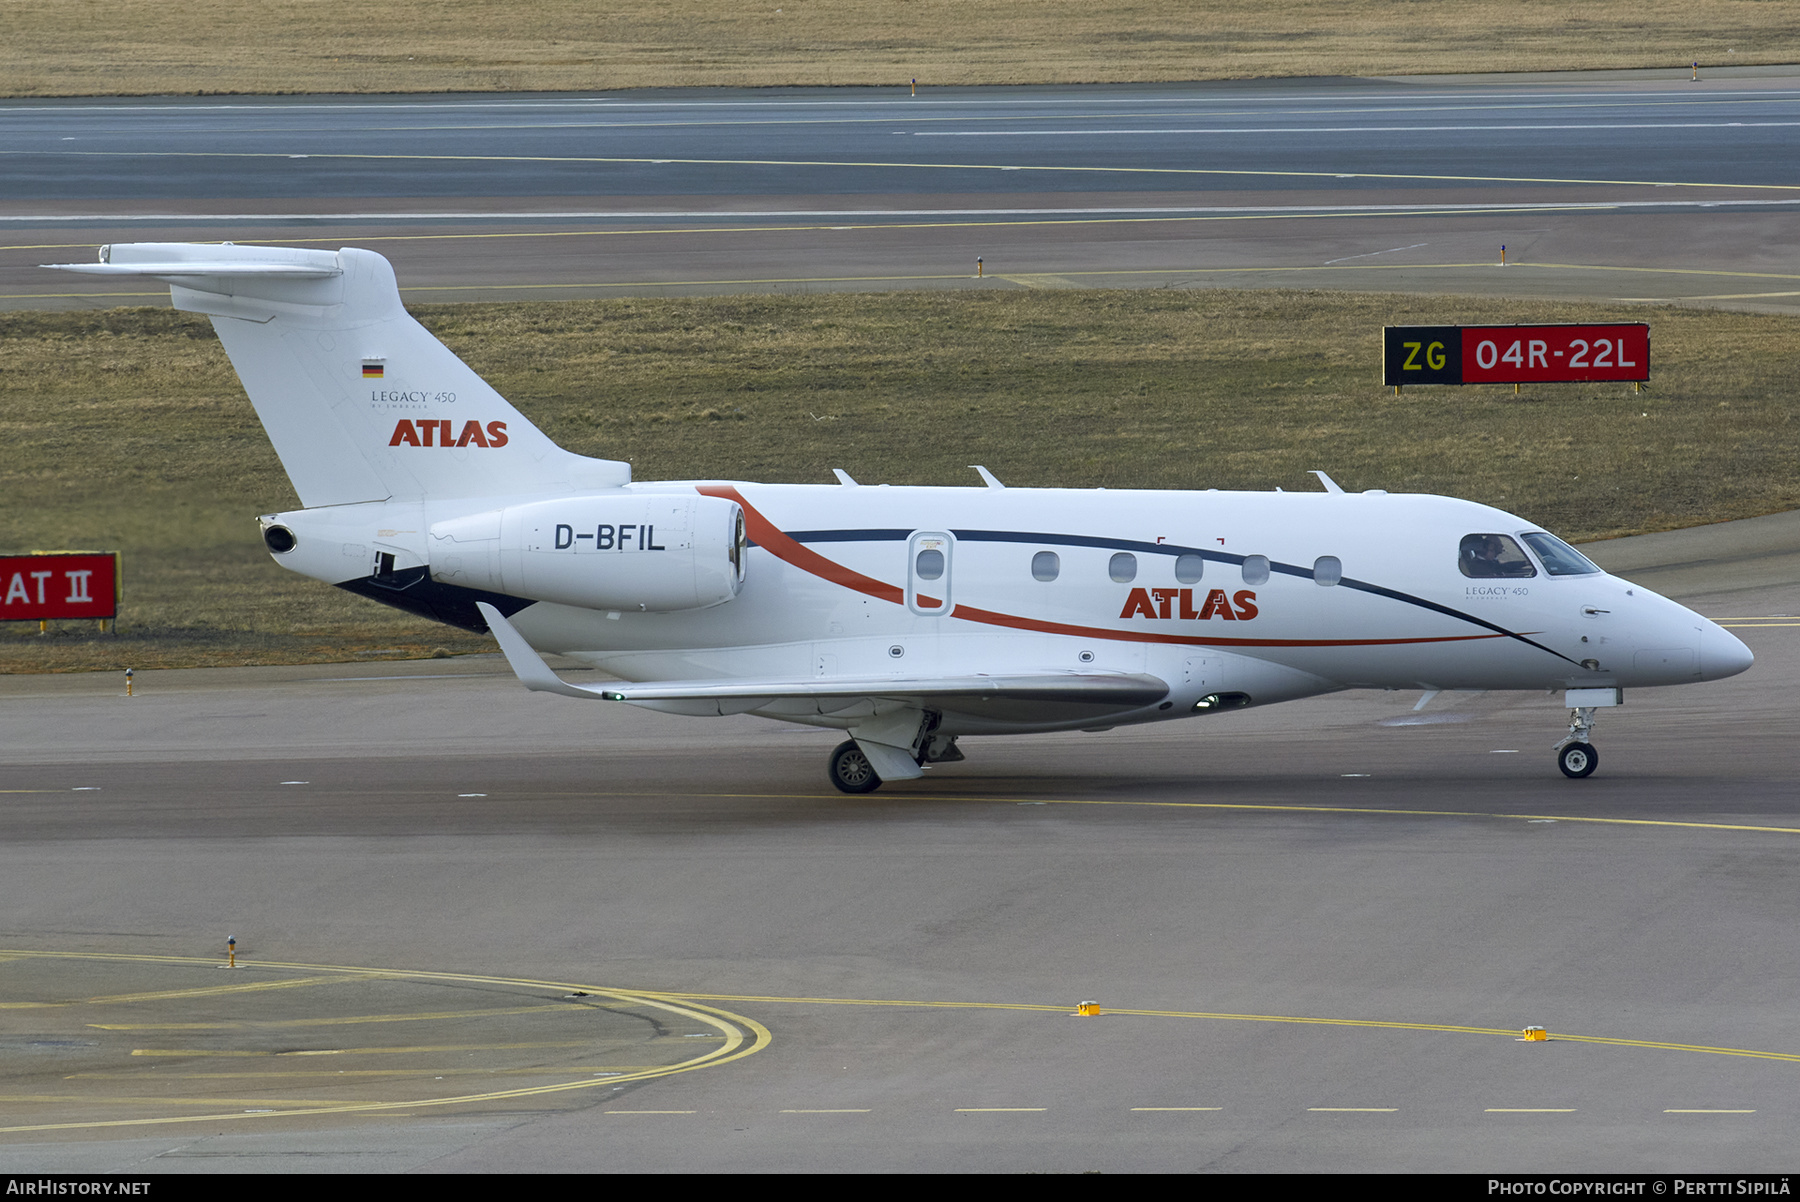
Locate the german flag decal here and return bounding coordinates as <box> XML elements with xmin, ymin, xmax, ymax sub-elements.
<box><xmin>362</xmin><ymin>360</ymin><xmax>384</xmax><ymax>378</ymax></box>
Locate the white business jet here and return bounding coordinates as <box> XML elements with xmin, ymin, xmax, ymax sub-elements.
<box><xmin>47</xmin><ymin>243</ymin><xmax>1753</xmax><ymax>789</ymax></box>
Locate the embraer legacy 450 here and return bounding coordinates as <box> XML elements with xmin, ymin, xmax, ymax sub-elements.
<box><xmin>47</xmin><ymin>243</ymin><xmax>1754</xmax><ymax>790</ymax></box>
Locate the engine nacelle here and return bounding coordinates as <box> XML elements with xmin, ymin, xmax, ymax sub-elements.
<box><xmin>428</xmin><ymin>493</ymin><xmax>745</xmax><ymax>613</ymax></box>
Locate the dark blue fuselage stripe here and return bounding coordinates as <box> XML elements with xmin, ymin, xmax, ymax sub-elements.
<box><xmin>779</xmin><ymin>527</ymin><xmax>1580</xmax><ymax>665</ymax></box>
<box><xmin>953</xmin><ymin>528</ymin><xmax>1246</xmax><ymax>565</ymax></box>
<box><xmin>787</xmin><ymin>529</ymin><xmax>914</xmax><ymax>544</ymax></box>
<box><xmin>788</xmin><ymin>527</ymin><xmax>1242</xmax><ymax>561</ymax></box>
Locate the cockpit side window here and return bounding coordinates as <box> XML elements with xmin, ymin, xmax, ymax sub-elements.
<box><xmin>1459</xmin><ymin>533</ymin><xmax>1536</xmax><ymax>579</ymax></box>
<box><xmin>1519</xmin><ymin>531</ymin><xmax>1601</xmax><ymax>576</ymax></box>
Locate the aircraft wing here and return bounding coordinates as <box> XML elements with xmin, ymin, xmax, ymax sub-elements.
<box><xmin>476</xmin><ymin>602</ymin><xmax>1168</xmax><ymax>708</ymax></box>
<box><xmin>591</xmin><ymin>674</ymin><xmax>1170</xmax><ymax>705</ymax></box>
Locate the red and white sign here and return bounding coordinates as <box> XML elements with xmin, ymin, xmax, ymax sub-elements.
<box><xmin>1461</xmin><ymin>324</ymin><xmax>1649</xmax><ymax>384</ymax></box>
<box><xmin>0</xmin><ymin>553</ymin><xmax>119</xmax><ymax>620</ymax></box>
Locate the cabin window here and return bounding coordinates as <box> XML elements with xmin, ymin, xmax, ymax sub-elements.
<box><xmin>915</xmin><ymin>548</ymin><xmax>946</xmax><ymax>581</ymax></box>
<box><xmin>1313</xmin><ymin>555</ymin><xmax>1342</xmax><ymax>586</ymax></box>
<box><xmin>1174</xmin><ymin>553</ymin><xmax>1204</xmax><ymax>584</ymax></box>
<box><xmin>1109</xmin><ymin>552</ymin><xmax>1137</xmax><ymax>583</ymax></box>
<box><xmin>1241</xmin><ymin>555</ymin><xmax>1270</xmax><ymax>586</ymax></box>
<box><xmin>1459</xmin><ymin>533</ymin><xmax>1536</xmax><ymax>579</ymax></box>
<box><xmin>1519</xmin><ymin>531</ymin><xmax>1601</xmax><ymax>577</ymax></box>
<box><xmin>1031</xmin><ymin>551</ymin><xmax>1060</xmax><ymax>582</ymax></box>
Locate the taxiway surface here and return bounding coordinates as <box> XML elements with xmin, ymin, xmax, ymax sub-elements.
<box><xmin>0</xmin><ymin>517</ymin><xmax>1795</xmax><ymax>1172</ymax></box>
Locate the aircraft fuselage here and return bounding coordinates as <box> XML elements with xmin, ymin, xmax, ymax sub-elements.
<box><xmin>270</xmin><ymin>481</ymin><xmax>1749</xmax><ymax>738</ymax></box>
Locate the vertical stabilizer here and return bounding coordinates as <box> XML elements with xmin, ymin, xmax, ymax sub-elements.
<box><xmin>45</xmin><ymin>243</ymin><xmax>630</xmax><ymax>506</ymax></box>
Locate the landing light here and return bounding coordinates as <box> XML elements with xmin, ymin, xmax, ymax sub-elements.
<box><xmin>1193</xmin><ymin>692</ymin><xmax>1251</xmax><ymax>713</ymax></box>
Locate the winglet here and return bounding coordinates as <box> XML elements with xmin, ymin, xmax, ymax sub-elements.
<box><xmin>476</xmin><ymin>602</ymin><xmax>609</xmax><ymax>700</ymax></box>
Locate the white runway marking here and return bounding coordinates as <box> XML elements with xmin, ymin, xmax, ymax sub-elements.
<box><xmin>4</xmin><ymin>90</ymin><xmax>1800</xmax><ymax>116</ymax></box>
<box><xmin>915</xmin><ymin>122</ymin><xmax>1800</xmax><ymax>136</ymax></box>
<box><xmin>6</xmin><ymin>199</ymin><xmax>1799</xmax><ymax>228</ymax></box>
<box><xmin>1324</xmin><ymin>243</ymin><xmax>1429</xmax><ymax>264</ymax></box>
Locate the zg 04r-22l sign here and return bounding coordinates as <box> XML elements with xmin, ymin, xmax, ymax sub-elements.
<box><xmin>1383</xmin><ymin>324</ymin><xmax>1649</xmax><ymax>386</ymax></box>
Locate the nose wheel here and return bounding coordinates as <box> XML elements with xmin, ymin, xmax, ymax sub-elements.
<box><xmin>1554</xmin><ymin>705</ymin><xmax>1600</xmax><ymax>778</ymax></box>
<box><xmin>1557</xmin><ymin>741</ymin><xmax>1598</xmax><ymax>778</ymax></box>
<box><xmin>828</xmin><ymin>740</ymin><xmax>883</xmax><ymax>794</ymax></box>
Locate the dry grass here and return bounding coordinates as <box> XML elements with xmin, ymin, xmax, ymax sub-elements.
<box><xmin>3</xmin><ymin>1</ymin><xmax>1797</xmax><ymax>96</ymax></box>
<box><xmin>3</xmin><ymin>289</ymin><xmax>1796</xmax><ymax>673</ymax></box>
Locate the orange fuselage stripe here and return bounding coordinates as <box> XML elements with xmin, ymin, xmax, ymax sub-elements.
<box><xmin>698</xmin><ymin>484</ymin><xmax>1511</xmax><ymax>650</ymax></box>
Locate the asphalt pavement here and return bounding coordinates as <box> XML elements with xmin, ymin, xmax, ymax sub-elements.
<box><xmin>0</xmin><ymin>517</ymin><xmax>1793</xmax><ymax>1172</ymax></box>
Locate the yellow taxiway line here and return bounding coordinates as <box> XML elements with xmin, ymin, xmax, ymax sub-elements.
<box><xmin>468</xmin><ymin>789</ymin><xmax>1800</xmax><ymax>839</ymax></box>
<box><xmin>12</xmin><ymin>257</ymin><xmax>1800</xmax><ymax>307</ymax></box>
<box><xmin>646</xmin><ymin>988</ymin><xmax>1800</xmax><ymax>1067</ymax></box>
<box><xmin>5</xmin><ymin>947</ymin><xmax>1796</xmax><ymax>1135</ymax></box>
<box><xmin>0</xmin><ymin>950</ymin><xmax>771</xmax><ymax>1136</ymax></box>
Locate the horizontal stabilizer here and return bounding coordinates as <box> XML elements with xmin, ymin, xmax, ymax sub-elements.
<box><xmin>44</xmin><ymin>261</ymin><xmax>341</xmax><ymax>278</ymax></box>
<box><xmin>477</xmin><ymin>603</ymin><xmax>1170</xmax><ymax>708</ymax></box>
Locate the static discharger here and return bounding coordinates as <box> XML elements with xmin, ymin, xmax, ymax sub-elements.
<box><xmin>1521</xmin><ymin>1026</ymin><xmax>1548</xmax><ymax>1042</ymax></box>
<box><xmin>1075</xmin><ymin>1000</ymin><xmax>1102</xmax><ymax>1017</ymax></box>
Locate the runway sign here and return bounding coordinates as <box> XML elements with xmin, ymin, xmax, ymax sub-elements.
<box><xmin>1384</xmin><ymin>324</ymin><xmax>1649</xmax><ymax>386</ymax></box>
<box><xmin>1</xmin><ymin>552</ymin><xmax>119</xmax><ymax>621</ymax></box>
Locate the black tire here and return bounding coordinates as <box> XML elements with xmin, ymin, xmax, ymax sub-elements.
<box><xmin>1558</xmin><ymin>742</ymin><xmax>1599</xmax><ymax>779</ymax></box>
<box><xmin>828</xmin><ymin>740</ymin><xmax>882</xmax><ymax>794</ymax></box>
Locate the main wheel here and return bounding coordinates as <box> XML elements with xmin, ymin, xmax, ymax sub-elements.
<box><xmin>828</xmin><ymin>740</ymin><xmax>883</xmax><ymax>794</ymax></box>
<box><xmin>1558</xmin><ymin>742</ymin><xmax>1599</xmax><ymax>779</ymax></box>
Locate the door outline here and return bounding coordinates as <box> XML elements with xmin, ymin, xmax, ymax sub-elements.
<box><xmin>907</xmin><ymin>531</ymin><xmax>954</xmax><ymax>616</ymax></box>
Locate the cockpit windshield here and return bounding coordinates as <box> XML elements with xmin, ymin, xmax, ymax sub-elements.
<box><xmin>1459</xmin><ymin>533</ymin><xmax>1536</xmax><ymax>579</ymax></box>
<box><xmin>1519</xmin><ymin>531</ymin><xmax>1601</xmax><ymax>576</ymax></box>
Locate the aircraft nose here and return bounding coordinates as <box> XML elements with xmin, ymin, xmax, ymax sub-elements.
<box><xmin>1698</xmin><ymin>621</ymin><xmax>1754</xmax><ymax>681</ymax></box>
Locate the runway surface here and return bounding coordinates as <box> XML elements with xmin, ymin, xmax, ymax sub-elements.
<box><xmin>0</xmin><ymin>516</ymin><xmax>1795</xmax><ymax>1172</ymax></box>
<box><xmin>7</xmin><ymin>70</ymin><xmax>1800</xmax><ymax>313</ymax></box>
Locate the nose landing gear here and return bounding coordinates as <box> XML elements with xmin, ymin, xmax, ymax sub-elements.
<box><xmin>1554</xmin><ymin>705</ymin><xmax>1600</xmax><ymax>778</ymax></box>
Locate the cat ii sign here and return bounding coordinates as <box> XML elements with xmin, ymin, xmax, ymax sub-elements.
<box><xmin>1</xmin><ymin>552</ymin><xmax>119</xmax><ymax>623</ymax></box>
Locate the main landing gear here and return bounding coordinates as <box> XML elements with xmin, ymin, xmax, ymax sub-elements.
<box><xmin>1554</xmin><ymin>706</ymin><xmax>1600</xmax><ymax>779</ymax></box>
<box><xmin>828</xmin><ymin>740</ymin><xmax>882</xmax><ymax>794</ymax></box>
<box><xmin>826</xmin><ymin>727</ymin><xmax>963</xmax><ymax>794</ymax></box>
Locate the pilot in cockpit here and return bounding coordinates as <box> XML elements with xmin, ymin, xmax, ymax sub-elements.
<box><xmin>1467</xmin><ymin>535</ymin><xmax>1505</xmax><ymax>576</ymax></box>
<box><xmin>1460</xmin><ymin>533</ymin><xmax>1534</xmax><ymax>579</ymax></box>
